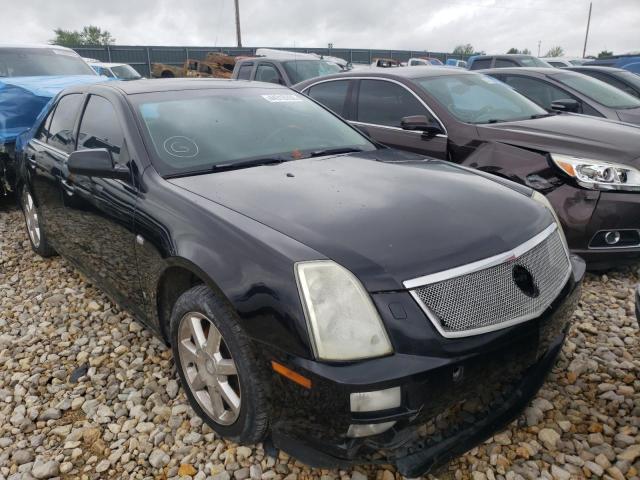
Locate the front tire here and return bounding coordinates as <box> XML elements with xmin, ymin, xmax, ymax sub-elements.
<box><xmin>170</xmin><ymin>285</ymin><xmax>269</xmax><ymax>443</ymax></box>
<box><xmin>20</xmin><ymin>187</ymin><xmax>56</xmax><ymax>257</ymax></box>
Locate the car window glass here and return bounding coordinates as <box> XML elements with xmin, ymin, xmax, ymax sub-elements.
<box><xmin>501</xmin><ymin>75</ymin><xmax>573</xmax><ymax>110</ymax></box>
<box><xmin>255</xmin><ymin>64</ymin><xmax>283</xmax><ymax>84</ymax></box>
<box><xmin>47</xmin><ymin>94</ymin><xmax>83</xmax><ymax>153</ymax></box>
<box><xmin>580</xmin><ymin>71</ymin><xmax>639</xmax><ymax>98</ymax></box>
<box><xmin>237</xmin><ymin>64</ymin><xmax>252</xmax><ymax>80</ymax></box>
<box><xmin>78</xmin><ymin>95</ymin><xmax>126</xmax><ymax>164</ymax></box>
<box><xmin>548</xmin><ymin>61</ymin><xmax>567</xmax><ymax>68</ymax></box>
<box><xmin>306</xmin><ymin>81</ymin><xmax>350</xmax><ymax>116</ymax></box>
<box><xmin>35</xmin><ymin>106</ymin><xmax>57</xmax><ymax>143</ymax></box>
<box><xmin>357</xmin><ymin>80</ymin><xmax>430</xmax><ymax>127</ymax></box>
<box><xmin>551</xmin><ymin>72</ymin><xmax>640</xmax><ymax>108</ymax></box>
<box><xmin>470</xmin><ymin>58</ymin><xmax>491</xmax><ymax>70</ymax></box>
<box><xmin>495</xmin><ymin>59</ymin><xmax>518</xmax><ymax>68</ymax></box>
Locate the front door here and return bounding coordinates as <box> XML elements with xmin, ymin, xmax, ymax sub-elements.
<box><xmin>351</xmin><ymin>79</ymin><xmax>448</xmax><ymax>159</ymax></box>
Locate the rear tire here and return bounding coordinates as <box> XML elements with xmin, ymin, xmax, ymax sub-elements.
<box><xmin>20</xmin><ymin>187</ymin><xmax>56</xmax><ymax>257</ymax></box>
<box><xmin>170</xmin><ymin>285</ymin><xmax>270</xmax><ymax>443</ymax></box>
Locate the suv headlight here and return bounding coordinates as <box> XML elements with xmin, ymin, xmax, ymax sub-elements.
<box><xmin>531</xmin><ymin>190</ymin><xmax>569</xmax><ymax>253</ymax></box>
<box><xmin>295</xmin><ymin>260</ymin><xmax>393</xmax><ymax>361</ymax></box>
<box><xmin>551</xmin><ymin>153</ymin><xmax>640</xmax><ymax>192</ymax></box>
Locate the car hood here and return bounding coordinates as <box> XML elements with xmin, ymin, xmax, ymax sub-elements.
<box><xmin>477</xmin><ymin>114</ymin><xmax>640</xmax><ymax>166</ymax></box>
<box><xmin>168</xmin><ymin>150</ymin><xmax>552</xmax><ymax>291</ymax></box>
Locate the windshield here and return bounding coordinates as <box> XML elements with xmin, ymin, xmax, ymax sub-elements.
<box><xmin>520</xmin><ymin>57</ymin><xmax>552</xmax><ymax>67</ymax></box>
<box><xmin>0</xmin><ymin>48</ymin><xmax>97</xmax><ymax>77</ymax></box>
<box><xmin>134</xmin><ymin>88</ymin><xmax>376</xmax><ymax>177</ymax></box>
<box><xmin>111</xmin><ymin>64</ymin><xmax>142</xmax><ymax>80</ymax></box>
<box><xmin>415</xmin><ymin>74</ymin><xmax>547</xmax><ymax>124</ymax></box>
<box><xmin>282</xmin><ymin>60</ymin><xmax>341</xmax><ymax>84</ymax></box>
<box><xmin>620</xmin><ymin>71</ymin><xmax>640</xmax><ymax>91</ymax></box>
<box><xmin>551</xmin><ymin>72</ymin><xmax>640</xmax><ymax>109</ymax></box>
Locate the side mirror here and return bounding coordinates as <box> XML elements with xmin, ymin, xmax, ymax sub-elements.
<box><xmin>401</xmin><ymin>115</ymin><xmax>443</xmax><ymax>135</ymax></box>
<box><xmin>67</xmin><ymin>149</ymin><xmax>129</xmax><ymax>180</ymax></box>
<box><xmin>550</xmin><ymin>98</ymin><xmax>580</xmax><ymax>113</ymax></box>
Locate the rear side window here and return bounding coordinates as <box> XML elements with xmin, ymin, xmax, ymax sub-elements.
<box><xmin>357</xmin><ymin>80</ymin><xmax>428</xmax><ymax>127</ymax></box>
<box><xmin>47</xmin><ymin>94</ymin><xmax>83</xmax><ymax>153</ymax></box>
<box><xmin>78</xmin><ymin>95</ymin><xmax>126</xmax><ymax>164</ymax></box>
<box><xmin>470</xmin><ymin>58</ymin><xmax>492</xmax><ymax>70</ymax></box>
<box><xmin>255</xmin><ymin>63</ymin><xmax>283</xmax><ymax>84</ymax></box>
<box><xmin>548</xmin><ymin>61</ymin><xmax>567</xmax><ymax>68</ymax></box>
<box><xmin>306</xmin><ymin>80</ymin><xmax>350</xmax><ymax>116</ymax></box>
<box><xmin>236</xmin><ymin>63</ymin><xmax>253</xmax><ymax>80</ymax></box>
<box><xmin>501</xmin><ymin>75</ymin><xmax>573</xmax><ymax>110</ymax></box>
<box><xmin>495</xmin><ymin>59</ymin><xmax>518</xmax><ymax>68</ymax></box>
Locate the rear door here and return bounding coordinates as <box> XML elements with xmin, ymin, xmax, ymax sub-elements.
<box><xmin>26</xmin><ymin>93</ymin><xmax>84</xmax><ymax>250</ymax></box>
<box><xmin>351</xmin><ymin>79</ymin><xmax>448</xmax><ymax>158</ymax></box>
<box><xmin>60</xmin><ymin>94</ymin><xmax>145</xmax><ymax>315</ymax></box>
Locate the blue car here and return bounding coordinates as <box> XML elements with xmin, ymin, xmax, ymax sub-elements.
<box><xmin>583</xmin><ymin>55</ymin><xmax>640</xmax><ymax>74</ymax></box>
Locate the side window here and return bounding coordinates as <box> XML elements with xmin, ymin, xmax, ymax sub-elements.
<box><xmin>357</xmin><ymin>80</ymin><xmax>430</xmax><ymax>127</ymax></box>
<box><xmin>470</xmin><ymin>58</ymin><xmax>492</xmax><ymax>70</ymax></box>
<box><xmin>502</xmin><ymin>75</ymin><xmax>573</xmax><ymax>110</ymax></box>
<box><xmin>47</xmin><ymin>94</ymin><xmax>84</xmax><ymax>153</ymax></box>
<box><xmin>584</xmin><ymin>71</ymin><xmax>639</xmax><ymax>98</ymax></box>
<box><xmin>306</xmin><ymin>81</ymin><xmax>350</xmax><ymax>116</ymax></box>
<box><xmin>77</xmin><ymin>95</ymin><xmax>126</xmax><ymax>164</ymax></box>
<box><xmin>255</xmin><ymin>63</ymin><xmax>283</xmax><ymax>84</ymax></box>
<box><xmin>495</xmin><ymin>59</ymin><xmax>518</xmax><ymax>68</ymax></box>
<box><xmin>34</xmin><ymin>105</ymin><xmax>57</xmax><ymax>143</ymax></box>
<box><xmin>236</xmin><ymin>63</ymin><xmax>253</xmax><ymax>80</ymax></box>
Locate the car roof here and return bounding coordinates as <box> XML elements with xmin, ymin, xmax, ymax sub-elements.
<box><xmin>91</xmin><ymin>62</ymin><xmax>128</xmax><ymax>68</ymax></box>
<box><xmin>566</xmin><ymin>66</ymin><xmax>629</xmax><ymax>74</ymax></box>
<box><xmin>472</xmin><ymin>54</ymin><xmax>536</xmax><ymax>59</ymax></box>
<box><xmin>0</xmin><ymin>43</ymin><xmax>76</xmax><ymax>52</ymax></box>
<box><xmin>63</xmin><ymin>78</ymin><xmax>288</xmax><ymax>95</ymax></box>
<box><xmin>478</xmin><ymin>67</ymin><xmax>571</xmax><ymax>76</ymax></box>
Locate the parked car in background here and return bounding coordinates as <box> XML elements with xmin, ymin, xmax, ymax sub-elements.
<box><xmin>371</xmin><ymin>57</ymin><xmax>401</xmax><ymax>68</ymax></box>
<box><xmin>232</xmin><ymin>56</ymin><xmax>341</xmax><ymax>86</ymax></box>
<box><xmin>89</xmin><ymin>62</ymin><xmax>143</xmax><ymax>80</ymax></box>
<box><xmin>16</xmin><ymin>78</ymin><xmax>583</xmax><ymax>477</ymax></box>
<box><xmin>566</xmin><ymin>66</ymin><xmax>640</xmax><ymax>99</ymax></box>
<box><xmin>583</xmin><ymin>55</ymin><xmax>640</xmax><ymax>74</ymax></box>
<box><xmin>407</xmin><ymin>57</ymin><xmax>444</xmax><ymax>66</ymax></box>
<box><xmin>0</xmin><ymin>44</ymin><xmax>102</xmax><ymax>194</ymax></box>
<box><xmin>481</xmin><ymin>67</ymin><xmax>640</xmax><ymax>125</ymax></box>
<box><xmin>541</xmin><ymin>57</ymin><xmax>587</xmax><ymax>68</ymax></box>
<box><xmin>445</xmin><ymin>58</ymin><xmax>468</xmax><ymax>68</ymax></box>
<box><xmin>295</xmin><ymin>67</ymin><xmax>640</xmax><ymax>269</ymax></box>
<box><xmin>468</xmin><ymin>54</ymin><xmax>552</xmax><ymax>70</ymax></box>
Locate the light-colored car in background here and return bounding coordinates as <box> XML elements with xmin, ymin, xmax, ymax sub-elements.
<box><xmin>445</xmin><ymin>58</ymin><xmax>468</xmax><ymax>68</ymax></box>
<box><xmin>542</xmin><ymin>57</ymin><xmax>588</xmax><ymax>68</ymax></box>
<box><xmin>407</xmin><ymin>57</ymin><xmax>444</xmax><ymax>66</ymax></box>
<box><xmin>88</xmin><ymin>61</ymin><xmax>143</xmax><ymax>80</ymax></box>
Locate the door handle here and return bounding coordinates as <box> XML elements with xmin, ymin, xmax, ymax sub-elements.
<box><xmin>61</xmin><ymin>179</ymin><xmax>75</xmax><ymax>196</ymax></box>
<box><xmin>28</xmin><ymin>153</ymin><xmax>37</xmax><ymax>167</ymax></box>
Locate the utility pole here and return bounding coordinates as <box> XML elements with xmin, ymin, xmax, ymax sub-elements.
<box><xmin>582</xmin><ymin>2</ymin><xmax>592</xmax><ymax>58</ymax></box>
<box><xmin>537</xmin><ymin>40</ymin><xmax>541</xmax><ymax>57</ymax></box>
<box><xmin>234</xmin><ymin>0</ymin><xmax>242</xmax><ymax>48</ymax></box>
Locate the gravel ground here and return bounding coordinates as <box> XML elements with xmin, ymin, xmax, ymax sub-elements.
<box><xmin>1</xmin><ymin>199</ymin><xmax>639</xmax><ymax>480</ymax></box>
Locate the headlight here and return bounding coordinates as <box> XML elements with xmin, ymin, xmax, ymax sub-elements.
<box><xmin>551</xmin><ymin>153</ymin><xmax>640</xmax><ymax>192</ymax></box>
<box><xmin>531</xmin><ymin>190</ymin><xmax>569</xmax><ymax>253</ymax></box>
<box><xmin>295</xmin><ymin>260</ymin><xmax>393</xmax><ymax>361</ymax></box>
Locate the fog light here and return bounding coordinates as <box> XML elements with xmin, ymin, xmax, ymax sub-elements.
<box><xmin>347</xmin><ymin>421</ymin><xmax>396</xmax><ymax>438</ymax></box>
<box><xmin>350</xmin><ymin>387</ymin><xmax>401</xmax><ymax>412</ymax></box>
<box><xmin>605</xmin><ymin>231</ymin><xmax>621</xmax><ymax>245</ymax></box>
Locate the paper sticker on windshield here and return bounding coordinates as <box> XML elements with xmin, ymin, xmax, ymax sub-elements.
<box><xmin>261</xmin><ymin>94</ymin><xmax>302</xmax><ymax>103</ymax></box>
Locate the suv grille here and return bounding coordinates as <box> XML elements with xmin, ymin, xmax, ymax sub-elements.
<box><xmin>408</xmin><ymin>227</ymin><xmax>570</xmax><ymax>337</ymax></box>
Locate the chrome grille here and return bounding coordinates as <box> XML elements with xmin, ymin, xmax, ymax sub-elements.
<box><xmin>409</xmin><ymin>228</ymin><xmax>570</xmax><ymax>337</ymax></box>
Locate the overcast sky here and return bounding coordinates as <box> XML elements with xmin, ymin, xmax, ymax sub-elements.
<box><xmin>1</xmin><ymin>0</ymin><xmax>637</xmax><ymax>57</ymax></box>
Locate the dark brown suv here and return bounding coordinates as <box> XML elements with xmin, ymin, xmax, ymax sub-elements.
<box><xmin>294</xmin><ymin>67</ymin><xmax>640</xmax><ymax>270</ymax></box>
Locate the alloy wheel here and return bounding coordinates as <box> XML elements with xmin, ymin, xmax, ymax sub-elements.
<box><xmin>22</xmin><ymin>189</ymin><xmax>41</xmax><ymax>248</ymax></box>
<box><xmin>177</xmin><ymin>312</ymin><xmax>241</xmax><ymax>425</ymax></box>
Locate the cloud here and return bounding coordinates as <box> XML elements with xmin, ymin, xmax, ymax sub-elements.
<box><xmin>0</xmin><ymin>0</ymin><xmax>636</xmax><ymax>56</ymax></box>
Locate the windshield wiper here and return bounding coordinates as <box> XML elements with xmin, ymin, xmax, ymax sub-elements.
<box><xmin>211</xmin><ymin>157</ymin><xmax>289</xmax><ymax>171</ymax></box>
<box><xmin>309</xmin><ymin>147</ymin><xmax>365</xmax><ymax>158</ymax></box>
<box><xmin>530</xmin><ymin>113</ymin><xmax>555</xmax><ymax>119</ymax></box>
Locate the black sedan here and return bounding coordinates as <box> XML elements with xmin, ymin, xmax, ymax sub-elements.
<box><xmin>16</xmin><ymin>79</ymin><xmax>583</xmax><ymax>476</ymax></box>
<box><xmin>480</xmin><ymin>67</ymin><xmax>640</xmax><ymax>124</ymax></box>
<box><xmin>294</xmin><ymin>68</ymin><xmax>640</xmax><ymax>269</ymax></box>
<box><xmin>566</xmin><ymin>66</ymin><xmax>640</xmax><ymax>99</ymax></box>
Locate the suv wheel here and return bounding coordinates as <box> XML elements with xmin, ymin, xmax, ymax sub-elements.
<box><xmin>170</xmin><ymin>285</ymin><xmax>269</xmax><ymax>443</ymax></box>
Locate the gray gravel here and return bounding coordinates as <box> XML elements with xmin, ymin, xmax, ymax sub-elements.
<box><xmin>1</xmin><ymin>202</ymin><xmax>639</xmax><ymax>480</ymax></box>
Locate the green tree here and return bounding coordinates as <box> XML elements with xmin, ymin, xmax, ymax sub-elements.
<box><xmin>50</xmin><ymin>25</ymin><xmax>115</xmax><ymax>47</ymax></box>
<box><xmin>452</xmin><ymin>44</ymin><xmax>475</xmax><ymax>56</ymax></box>
<box><xmin>545</xmin><ymin>46</ymin><xmax>564</xmax><ymax>57</ymax></box>
<box><xmin>597</xmin><ymin>50</ymin><xmax>613</xmax><ymax>58</ymax></box>
<box><xmin>522</xmin><ymin>48</ymin><xmax>531</xmax><ymax>55</ymax></box>
<box><xmin>507</xmin><ymin>47</ymin><xmax>520</xmax><ymax>54</ymax></box>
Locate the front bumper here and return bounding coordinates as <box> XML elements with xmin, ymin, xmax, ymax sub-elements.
<box><xmin>264</xmin><ymin>255</ymin><xmax>584</xmax><ymax>477</ymax></box>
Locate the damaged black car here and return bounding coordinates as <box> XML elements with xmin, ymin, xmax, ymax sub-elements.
<box><xmin>16</xmin><ymin>79</ymin><xmax>584</xmax><ymax>476</ymax></box>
